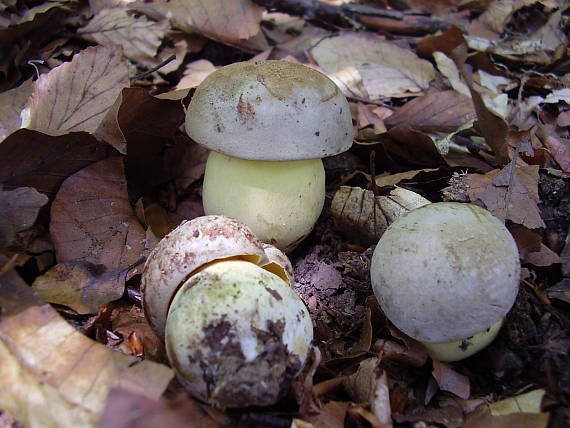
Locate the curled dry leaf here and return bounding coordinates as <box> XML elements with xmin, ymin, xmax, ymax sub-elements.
<box><xmin>0</xmin><ymin>129</ymin><xmax>110</xmax><ymax>198</ymax></box>
<box><xmin>0</xmin><ymin>78</ymin><xmax>33</xmax><ymax>141</ymax></box>
<box><xmin>0</xmin><ymin>187</ymin><xmax>48</xmax><ymax>250</ymax></box>
<box><xmin>21</xmin><ymin>45</ymin><xmax>129</xmax><ymax>135</ymax></box>
<box><xmin>99</xmin><ymin>388</ymin><xmax>222</xmax><ymax>428</ymax></box>
<box><xmin>132</xmin><ymin>0</ymin><xmax>266</xmax><ymax>51</ymax></box>
<box><xmin>310</xmin><ymin>32</ymin><xmax>436</xmax><ymax>100</ymax></box>
<box><xmin>0</xmin><ymin>280</ymin><xmax>173</xmax><ymax>428</ymax></box>
<box><xmin>331</xmin><ymin>185</ymin><xmax>430</xmax><ymax>245</ymax></box>
<box><xmin>78</xmin><ymin>8</ymin><xmax>169</xmax><ymax>66</ymax></box>
<box><xmin>465</xmin><ymin>162</ymin><xmax>545</xmax><ymax>229</ymax></box>
<box><xmin>50</xmin><ymin>157</ymin><xmax>147</xmax><ymax>273</ymax></box>
<box><xmin>432</xmin><ymin>360</ymin><xmax>471</xmax><ymax>400</ymax></box>
<box><xmin>31</xmin><ymin>261</ymin><xmax>127</xmax><ymax>315</ymax></box>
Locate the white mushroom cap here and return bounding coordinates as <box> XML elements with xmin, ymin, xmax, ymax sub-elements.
<box><xmin>185</xmin><ymin>60</ymin><xmax>353</xmax><ymax>161</ymax></box>
<box><xmin>370</xmin><ymin>202</ymin><xmax>520</xmax><ymax>343</ymax></box>
<box><xmin>165</xmin><ymin>260</ymin><xmax>313</xmax><ymax>408</ymax></box>
<box><xmin>141</xmin><ymin>215</ymin><xmax>267</xmax><ymax>339</ymax></box>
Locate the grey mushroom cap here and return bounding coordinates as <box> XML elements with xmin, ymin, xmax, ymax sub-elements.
<box><xmin>370</xmin><ymin>202</ymin><xmax>521</xmax><ymax>343</ymax></box>
<box><xmin>185</xmin><ymin>60</ymin><xmax>353</xmax><ymax>161</ymax></box>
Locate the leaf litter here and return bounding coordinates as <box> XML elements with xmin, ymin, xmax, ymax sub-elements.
<box><xmin>0</xmin><ymin>0</ymin><xmax>569</xmax><ymax>427</ymax></box>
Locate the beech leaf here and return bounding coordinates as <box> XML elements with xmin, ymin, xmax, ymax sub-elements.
<box><xmin>0</xmin><ymin>279</ymin><xmax>173</xmax><ymax>428</ymax></box>
<box><xmin>22</xmin><ymin>45</ymin><xmax>129</xmax><ymax>135</ymax></box>
<box><xmin>78</xmin><ymin>8</ymin><xmax>169</xmax><ymax>66</ymax></box>
<box><xmin>0</xmin><ymin>187</ymin><xmax>48</xmax><ymax>249</ymax></box>
<box><xmin>32</xmin><ymin>261</ymin><xmax>128</xmax><ymax>314</ymax></box>
<box><xmin>50</xmin><ymin>157</ymin><xmax>147</xmax><ymax>272</ymax></box>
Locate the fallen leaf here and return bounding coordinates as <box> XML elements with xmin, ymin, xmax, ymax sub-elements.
<box><xmin>466</xmin><ymin>163</ymin><xmax>545</xmax><ymax>229</ymax></box>
<box><xmin>21</xmin><ymin>45</ymin><xmax>129</xmax><ymax>135</ymax></box>
<box><xmin>0</xmin><ymin>78</ymin><xmax>33</xmax><ymax>141</ymax></box>
<box><xmin>307</xmin><ymin>401</ymin><xmax>349</xmax><ymax>428</ymax></box>
<box><xmin>542</xmin><ymin>134</ymin><xmax>570</xmax><ymax>175</ymax></box>
<box><xmin>489</xmin><ymin>388</ymin><xmax>545</xmax><ymax>415</ymax></box>
<box><xmin>331</xmin><ymin>186</ymin><xmax>430</xmax><ymax>245</ymax></box>
<box><xmin>0</xmin><ymin>187</ymin><xmax>48</xmax><ymax>250</ymax></box>
<box><xmin>433</xmin><ymin>52</ymin><xmax>470</xmax><ymax>96</ymax></box>
<box><xmin>385</xmin><ymin>90</ymin><xmax>476</xmax><ymax>133</ymax></box>
<box><xmin>99</xmin><ymin>389</ymin><xmax>221</xmax><ymax>428</ymax></box>
<box><xmin>432</xmin><ymin>360</ymin><xmax>471</xmax><ymax>399</ymax></box>
<box><xmin>176</xmin><ymin>59</ymin><xmax>217</xmax><ymax>90</ymax></box>
<box><xmin>32</xmin><ymin>261</ymin><xmax>128</xmax><ymax>314</ymax></box>
<box><xmin>78</xmin><ymin>8</ymin><xmax>169</xmax><ymax>66</ymax></box>
<box><xmin>0</xmin><ymin>129</ymin><xmax>111</xmax><ymax>198</ymax></box>
<box><xmin>132</xmin><ymin>0</ymin><xmax>266</xmax><ymax>51</ymax></box>
<box><xmin>50</xmin><ymin>157</ymin><xmax>147</xmax><ymax>273</ymax></box>
<box><xmin>0</xmin><ymin>279</ymin><xmax>173</xmax><ymax>428</ymax></box>
<box><xmin>310</xmin><ymin>33</ymin><xmax>436</xmax><ymax>99</ymax></box>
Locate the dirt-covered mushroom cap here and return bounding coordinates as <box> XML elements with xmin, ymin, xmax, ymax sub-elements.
<box><xmin>370</xmin><ymin>202</ymin><xmax>520</xmax><ymax>344</ymax></box>
<box><xmin>185</xmin><ymin>60</ymin><xmax>353</xmax><ymax>161</ymax></box>
<box><xmin>141</xmin><ymin>215</ymin><xmax>267</xmax><ymax>339</ymax></box>
<box><xmin>165</xmin><ymin>260</ymin><xmax>313</xmax><ymax>408</ymax></box>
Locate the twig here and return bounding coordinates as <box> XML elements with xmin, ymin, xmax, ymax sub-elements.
<box><xmin>132</xmin><ymin>55</ymin><xmax>176</xmax><ymax>81</ymax></box>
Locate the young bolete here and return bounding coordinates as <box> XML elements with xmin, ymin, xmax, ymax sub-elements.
<box><xmin>185</xmin><ymin>60</ymin><xmax>353</xmax><ymax>250</ymax></box>
<box><xmin>141</xmin><ymin>216</ymin><xmax>312</xmax><ymax>407</ymax></box>
<box><xmin>370</xmin><ymin>202</ymin><xmax>520</xmax><ymax>362</ymax></box>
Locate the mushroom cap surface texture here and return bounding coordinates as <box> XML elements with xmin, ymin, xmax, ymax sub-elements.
<box><xmin>370</xmin><ymin>202</ymin><xmax>520</xmax><ymax>343</ymax></box>
<box><xmin>142</xmin><ymin>215</ymin><xmax>282</xmax><ymax>339</ymax></box>
<box><xmin>165</xmin><ymin>260</ymin><xmax>313</xmax><ymax>408</ymax></box>
<box><xmin>185</xmin><ymin>60</ymin><xmax>353</xmax><ymax>161</ymax></box>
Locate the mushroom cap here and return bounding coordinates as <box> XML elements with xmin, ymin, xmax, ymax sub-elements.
<box><xmin>370</xmin><ymin>202</ymin><xmax>520</xmax><ymax>343</ymax></box>
<box><xmin>185</xmin><ymin>60</ymin><xmax>353</xmax><ymax>161</ymax></box>
<box><xmin>142</xmin><ymin>215</ymin><xmax>274</xmax><ymax>339</ymax></box>
<box><xmin>165</xmin><ymin>260</ymin><xmax>313</xmax><ymax>408</ymax></box>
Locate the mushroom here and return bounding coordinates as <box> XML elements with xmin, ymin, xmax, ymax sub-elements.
<box><xmin>370</xmin><ymin>202</ymin><xmax>520</xmax><ymax>362</ymax></box>
<box><xmin>185</xmin><ymin>60</ymin><xmax>353</xmax><ymax>250</ymax></box>
<box><xmin>141</xmin><ymin>215</ymin><xmax>312</xmax><ymax>407</ymax></box>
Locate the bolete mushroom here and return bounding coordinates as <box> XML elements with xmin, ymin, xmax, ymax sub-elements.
<box><xmin>141</xmin><ymin>215</ymin><xmax>312</xmax><ymax>407</ymax></box>
<box><xmin>370</xmin><ymin>202</ymin><xmax>520</xmax><ymax>362</ymax></box>
<box><xmin>185</xmin><ymin>60</ymin><xmax>353</xmax><ymax>250</ymax></box>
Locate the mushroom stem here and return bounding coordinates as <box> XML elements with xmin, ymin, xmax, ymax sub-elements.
<box><xmin>422</xmin><ymin>319</ymin><xmax>504</xmax><ymax>362</ymax></box>
<box><xmin>203</xmin><ymin>151</ymin><xmax>325</xmax><ymax>250</ymax></box>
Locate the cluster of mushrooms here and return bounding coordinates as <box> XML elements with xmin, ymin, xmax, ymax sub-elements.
<box><xmin>141</xmin><ymin>61</ymin><xmax>521</xmax><ymax>409</ymax></box>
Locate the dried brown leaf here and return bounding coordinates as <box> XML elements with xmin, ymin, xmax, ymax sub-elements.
<box><xmin>32</xmin><ymin>261</ymin><xmax>127</xmax><ymax>314</ymax></box>
<box><xmin>310</xmin><ymin>33</ymin><xmax>436</xmax><ymax>100</ymax></box>
<box><xmin>0</xmin><ymin>129</ymin><xmax>111</xmax><ymax>198</ymax></box>
<box><xmin>0</xmin><ymin>79</ymin><xmax>33</xmax><ymax>141</ymax></box>
<box><xmin>22</xmin><ymin>45</ymin><xmax>129</xmax><ymax>135</ymax></box>
<box><xmin>542</xmin><ymin>134</ymin><xmax>570</xmax><ymax>175</ymax></box>
<box><xmin>0</xmin><ymin>279</ymin><xmax>173</xmax><ymax>428</ymax></box>
<box><xmin>176</xmin><ymin>59</ymin><xmax>217</xmax><ymax>90</ymax></box>
<box><xmin>133</xmin><ymin>0</ymin><xmax>266</xmax><ymax>51</ymax></box>
<box><xmin>307</xmin><ymin>401</ymin><xmax>349</xmax><ymax>428</ymax></box>
<box><xmin>466</xmin><ymin>163</ymin><xmax>545</xmax><ymax>229</ymax></box>
<box><xmin>385</xmin><ymin>90</ymin><xmax>476</xmax><ymax>133</ymax></box>
<box><xmin>432</xmin><ymin>360</ymin><xmax>471</xmax><ymax>399</ymax></box>
<box><xmin>50</xmin><ymin>157</ymin><xmax>146</xmax><ymax>273</ymax></box>
<box><xmin>78</xmin><ymin>8</ymin><xmax>169</xmax><ymax>66</ymax></box>
<box><xmin>0</xmin><ymin>187</ymin><xmax>48</xmax><ymax>250</ymax></box>
<box><xmin>509</xmin><ymin>224</ymin><xmax>561</xmax><ymax>267</ymax></box>
<box><xmin>99</xmin><ymin>389</ymin><xmax>221</xmax><ymax>428</ymax></box>
<box><xmin>331</xmin><ymin>186</ymin><xmax>430</xmax><ymax>245</ymax></box>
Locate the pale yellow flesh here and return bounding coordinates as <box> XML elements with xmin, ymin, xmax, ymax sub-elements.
<box><xmin>422</xmin><ymin>319</ymin><xmax>504</xmax><ymax>362</ymax></box>
<box><xmin>203</xmin><ymin>151</ymin><xmax>325</xmax><ymax>250</ymax></box>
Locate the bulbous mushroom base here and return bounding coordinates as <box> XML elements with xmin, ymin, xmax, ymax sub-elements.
<box><xmin>202</xmin><ymin>151</ymin><xmax>325</xmax><ymax>250</ymax></box>
<box><xmin>165</xmin><ymin>260</ymin><xmax>313</xmax><ymax>408</ymax></box>
<box><xmin>422</xmin><ymin>319</ymin><xmax>504</xmax><ymax>362</ymax></box>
